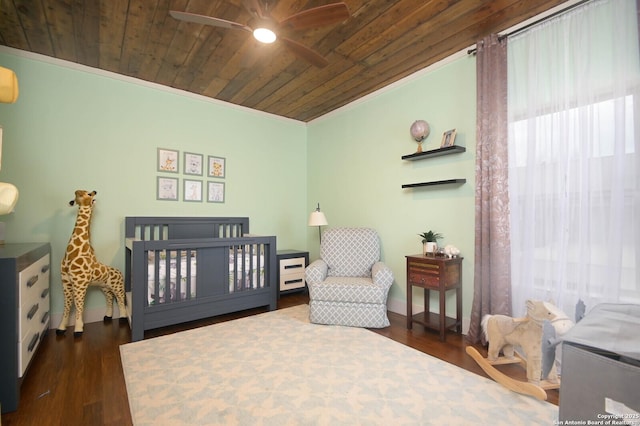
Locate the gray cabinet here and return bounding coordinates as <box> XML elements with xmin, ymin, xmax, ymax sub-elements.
<box><xmin>0</xmin><ymin>243</ymin><xmax>51</xmax><ymax>413</ymax></box>
<box><xmin>559</xmin><ymin>303</ymin><xmax>640</xmax><ymax>423</ymax></box>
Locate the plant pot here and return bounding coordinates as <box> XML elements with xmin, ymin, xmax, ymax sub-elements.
<box><xmin>424</xmin><ymin>242</ymin><xmax>437</xmax><ymax>256</ymax></box>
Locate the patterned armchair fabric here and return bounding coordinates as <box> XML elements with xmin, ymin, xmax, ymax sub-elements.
<box><xmin>305</xmin><ymin>228</ymin><xmax>394</xmax><ymax>328</ymax></box>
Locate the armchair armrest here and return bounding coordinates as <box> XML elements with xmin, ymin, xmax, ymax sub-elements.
<box><xmin>305</xmin><ymin>259</ymin><xmax>328</xmax><ymax>286</ymax></box>
<box><xmin>372</xmin><ymin>261</ymin><xmax>394</xmax><ymax>289</ymax></box>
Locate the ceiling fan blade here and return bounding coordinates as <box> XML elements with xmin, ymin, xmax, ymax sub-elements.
<box><xmin>242</xmin><ymin>0</ymin><xmax>267</xmax><ymax>20</ymax></box>
<box><xmin>280</xmin><ymin>36</ymin><xmax>328</xmax><ymax>68</ymax></box>
<box><xmin>279</xmin><ymin>2</ymin><xmax>350</xmax><ymax>31</ymax></box>
<box><xmin>169</xmin><ymin>10</ymin><xmax>252</xmax><ymax>33</ymax></box>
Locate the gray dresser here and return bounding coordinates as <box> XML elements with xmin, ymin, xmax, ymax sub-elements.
<box><xmin>0</xmin><ymin>243</ymin><xmax>51</xmax><ymax>413</ymax></box>
<box><xmin>559</xmin><ymin>303</ymin><xmax>640</xmax><ymax>423</ymax></box>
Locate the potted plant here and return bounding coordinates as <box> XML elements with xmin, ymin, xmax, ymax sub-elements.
<box><xmin>418</xmin><ymin>231</ymin><xmax>443</xmax><ymax>256</ymax></box>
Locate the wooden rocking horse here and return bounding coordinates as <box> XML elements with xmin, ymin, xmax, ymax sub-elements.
<box><xmin>466</xmin><ymin>300</ymin><xmax>564</xmax><ymax>400</ymax></box>
<box><xmin>56</xmin><ymin>190</ymin><xmax>126</xmax><ymax>336</ymax></box>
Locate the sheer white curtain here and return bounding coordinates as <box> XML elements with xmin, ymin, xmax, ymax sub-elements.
<box><xmin>507</xmin><ymin>0</ymin><xmax>640</xmax><ymax>319</ymax></box>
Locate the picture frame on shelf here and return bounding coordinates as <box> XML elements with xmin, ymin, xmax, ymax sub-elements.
<box><xmin>183</xmin><ymin>152</ymin><xmax>203</xmax><ymax>176</ymax></box>
<box><xmin>207</xmin><ymin>181</ymin><xmax>225</xmax><ymax>203</ymax></box>
<box><xmin>208</xmin><ymin>156</ymin><xmax>226</xmax><ymax>178</ymax></box>
<box><xmin>183</xmin><ymin>179</ymin><xmax>203</xmax><ymax>202</ymax></box>
<box><xmin>157</xmin><ymin>148</ymin><xmax>179</xmax><ymax>173</ymax></box>
<box><xmin>157</xmin><ymin>176</ymin><xmax>179</xmax><ymax>201</ymax></box>
<box><xmin>440</xmin><ymin>129</ymin><xmax>457</xmax><ymax>148</ymax></box>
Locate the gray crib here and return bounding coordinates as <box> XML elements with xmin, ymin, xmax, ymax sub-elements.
<box><xmin>124</xmin><ymin>217</ymin><xmax>277</xmax><ymax>341</ymax></box>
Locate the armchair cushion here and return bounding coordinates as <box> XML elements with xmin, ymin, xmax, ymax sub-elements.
<box><xmin>321</xmin><ymin>228</ymin><xmax>380</xmax><ymax>277</ymax></box>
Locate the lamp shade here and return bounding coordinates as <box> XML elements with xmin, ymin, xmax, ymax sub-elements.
<box><xmin>308</xmin><ymin>211</ymin><xmax>328</xmax><ymax>227</ymax></box>
<box><xmin>0</xmin><ymin>182</ymin><xmax>18</xmax><ymax>215</ymax></box>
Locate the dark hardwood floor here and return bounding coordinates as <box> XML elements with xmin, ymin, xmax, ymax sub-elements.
<box><xmin>2</xmin><ymin>293</ymin><xmax>558</xmax><ymax>425</ymax></box>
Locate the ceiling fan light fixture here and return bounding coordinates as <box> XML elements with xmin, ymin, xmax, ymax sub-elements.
<box><xmin>253</xmin><ymin>27</ymin><xmax>276</xmax><ymax>43</ymax></box>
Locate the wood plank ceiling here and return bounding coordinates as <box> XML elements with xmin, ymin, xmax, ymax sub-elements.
<box><xmin>0</xmin><ymin>0</ymin><xmax>569</xmax><ymax>122</ymax></box>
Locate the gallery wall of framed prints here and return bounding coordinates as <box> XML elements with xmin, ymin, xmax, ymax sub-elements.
<box><xmin>156</xmin><ymin>148</ymin><xmax>226</xmax><ymax>203</ymax></box>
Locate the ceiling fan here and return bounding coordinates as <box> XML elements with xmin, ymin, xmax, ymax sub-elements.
<box><xmin>169</xmin><ymin>1</ymin><xmax>351</xmax><ymax>68</ymax></box>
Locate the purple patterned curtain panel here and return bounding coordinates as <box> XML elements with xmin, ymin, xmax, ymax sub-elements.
<box><xmin>466</xmin><ymin>34</ymin><xmax>512</xmax><ymax>344</ymax></box>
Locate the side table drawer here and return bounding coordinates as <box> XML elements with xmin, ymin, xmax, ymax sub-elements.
<box><xmin>407</xmin><ymin>261</ymin><xmax>440</xmax><ymax>288</ymax></box>
<box><xmin>408</xmin><ymin>260</ymin><xmax>461</xmax><ymax>289</ymax></box>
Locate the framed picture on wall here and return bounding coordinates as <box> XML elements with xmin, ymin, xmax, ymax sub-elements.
<box><xmin>208</xmin><ymin>156</ymin><xmax>226</xmax><ymax>178</ymax></box>
<box><xmin>157</xmin><ymin>176</ymin><xmax>179</xmax><ymax>201</ymax></box>
<box><xmin>440</xmin><ymin>129</ymin><xmax>457</xmax><ymax>148</ymax></box>
<box><xmin>207</xmin><ymin>181</ymin><xmax>225</xmax><ymax>203</ymax></box>
<box><xmin>183</xmin><ymin>152</ymin><xmax>203</xmax><ymax>176</ymax></box>
<box><xmin>183</xmin><ymin>179</ymin><xmax>203</xmax><ymax>202</ymax></box>
<box><xmin>157</xmin><ymin>148</ymin><xmax>179</xmax><ymax>173</ymax></box>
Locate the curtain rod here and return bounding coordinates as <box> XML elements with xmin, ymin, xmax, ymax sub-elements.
<box><xmin>467</xmin><ymin>0</ymin><xmax>591</xmax><ymax>55</ymax></box>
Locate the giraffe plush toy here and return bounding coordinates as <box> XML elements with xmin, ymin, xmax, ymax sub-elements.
<box><xmin>56</xmin><ymin>190</ymin><xmax>126</xmax><ymax>336</ymax></box>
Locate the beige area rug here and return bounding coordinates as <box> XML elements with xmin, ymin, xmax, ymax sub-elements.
<box><xmin>120</xmin><ymin>305</ymin><xmax>558</xmax><ymax>425</ymax></box>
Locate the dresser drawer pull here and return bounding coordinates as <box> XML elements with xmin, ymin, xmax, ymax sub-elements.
<box><xmin>284</xmin><ymin>278</ymin><xmax>303</xmax><ymax>285</ymax></box>
<box><xmin>40</xmin><ymin>288</ymin><xmax>50</xmax><ymax>298</ymax></box>
<box><xmin>28</xmin><ymin>332</ymin><xmax>40</xmax><ymax>352</ymax></box>
<box><xmin>41</xmin><ymin>311</ymin><xmax>50</xmax><ymax>324</ymax></box>
<box><xmin>27</xmin><ymin>303</ymin><xmax>39</xmax><ymax>320</ymax></box>
<box><xmin>41</xmin><ymin>264</ymin><xmax>50</xmax><ymax>273</ymax></box>
<box><xmin>26</xmin><ymin>275</ymin><xmax>39</xmax><ymax>287</ymax></box>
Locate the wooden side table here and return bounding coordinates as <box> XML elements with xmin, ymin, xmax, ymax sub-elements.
<box><xmin>406</xmin><ymin>254</ymin><xmax>463</xmax><ymax>342</ymax></box>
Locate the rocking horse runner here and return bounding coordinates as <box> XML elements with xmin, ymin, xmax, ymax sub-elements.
<box><xmin>57</xmin><ymin>190</ymin><xmax>126</xmax><ymax>336</ymax></box>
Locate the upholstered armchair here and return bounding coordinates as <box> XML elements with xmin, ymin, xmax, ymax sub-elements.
<box><xmin>305</xmin><ymin>227</ymin><xmax>394</xmax><ymax>328</ymax></box>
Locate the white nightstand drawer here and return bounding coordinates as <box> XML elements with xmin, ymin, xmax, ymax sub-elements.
<box><xmin>279</xmin><ymin>257</ymin><xmax>306</xmax><ymax>276</ymax></box>
<box><xmin>279</xmin><ymin>271</ymin><xmax>306</xmax><ymax>291</ymax></box>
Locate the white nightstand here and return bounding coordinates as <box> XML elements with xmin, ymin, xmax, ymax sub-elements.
<box><xmin>277</xmin><ymin>249</ymin><xmax>309</xmax><ymax>295</ymax></box>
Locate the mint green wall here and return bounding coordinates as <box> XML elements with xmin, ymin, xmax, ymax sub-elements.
<box><xmin>0</xmin><ymin>49</ymin><xmax>307</xmax><ymax>317</ymax></box>
<box><xmin>0</xmin><ymin>47</ymin><xmax>478</xmax><ymax>325</ymax></box>
<box><xmin>307</xmin><ymin>54</ymin><xmax>477</xmax><ymax>319</ymax></box>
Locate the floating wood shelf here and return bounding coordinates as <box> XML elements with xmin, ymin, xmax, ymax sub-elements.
<box><xmin>402</xmin><ymin>179</ymin><xmax>466</xmax><ymax>189</ymax></box>
<box><xmin>402</xmin><ymin>145</ymin><xmax>466</xmax><ymax>161</ymax></box>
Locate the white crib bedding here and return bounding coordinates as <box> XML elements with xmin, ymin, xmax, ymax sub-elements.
<box><xmin>146</xmin><ymin>249</ymin><xmax>265</xmax><ymax>305</ymax></box>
